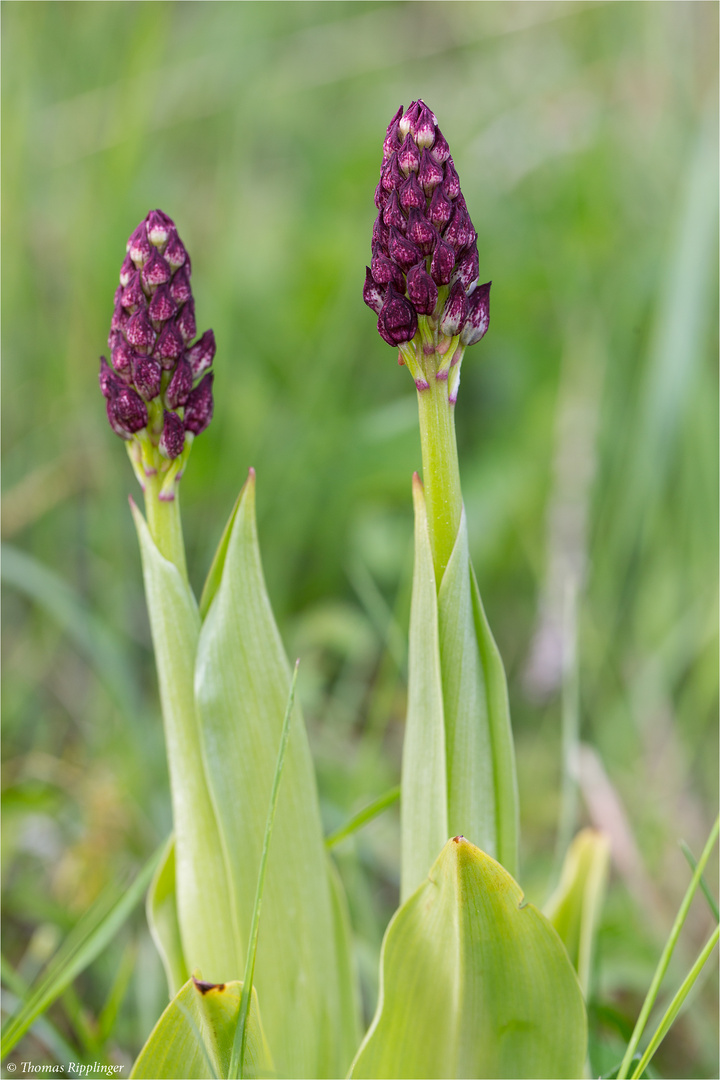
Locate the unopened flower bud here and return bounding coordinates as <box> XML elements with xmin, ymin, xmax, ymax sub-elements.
<box><xmin>176</xmin><ymin>298</ymin><xmax>196</xmax><ymax>343</ymax></box>
<box><xmin>377</xmin><ymin>285</ymin><xmax>418</xmax><ymax>346</ymax></box>
<box><xmin>127</xmin><ymin>309</ymin><xmax>155</xmax><ymax>354</ymax></box>
<box><xmin>406</xmin><ymin>264</ymin><xmax>438</xmax><ymax>316</ymax></box>
<box><xmin>147</xmin><ymin>209</ymin><xmax>172</xmax><ymax>247</ymax></box>
<box><xmin>454</xmin><ymin>246</ymin><xmax>480</xmax><ymax>291</ymax></box>
<box><xmin>159</xmin><ymin>410</ymin><xmax>185</xmax><ymax>459</ymax></box>
<box><xmin>120</xmin><ymin>254</ymin><xmax>135</xmax><ymax>288</ymax></box>
<box><xmin>363</xmin><ymin>267</ymin><xmax>385</xmax><ymax>315</ymax></box>
<box><xmin>166</xmin><ymin>357</ymin><xmax>193</xmax><ymax>409</ymax></box>
<box><xmin>142</xmin><ymin>248</ymin><xmax>172</xmax><ymax>289</ymax></box>
<box><xmin>184</xmin><ymin>373</ymin><xmax>214</xmax><ymax>436</ymax></box>
<box><xmin>170</xmin><ymin>265</ymin><xmax>192</xmax><ymax>305</ymax></box>
<box><xmin>132</xmin><ymin>354</ymin><xmax>162</xmax><ymax>401</ymax></box>
<box><xmin>187</xmin><ymin>330</ymin><xmax>216</xmax><ymax>378</ymax></box>
<box><xmin>460</xmin><ymin>282</ymin><xmax>491</xmax><ymax>346</ymax></box>
<box><xmin>439</xmin><ymin>280</ymin><xmax>469</xmax><ymax>337</ymax></box>
<box><xmin>99</xmin><ymin>356</ymin><xmax>123</xmax><ymax>399</ymax></box>
<box><xmin>430</xmin><ymin>239</ymin><xmax>455</xmax><ymax>285</ymax></box>
<box><xmin>154</xmin><ymin>322</ymin><xmax>184</xmax><ymax>368</ymax></box>
<box><xmin>398</xmin><ymin>135</ymin><xmax>421</xmax><ymax>176</ymax></box>
<box><xmin>122</xmin><ymin>272</ymin><xmax>146</xmax><ymax>312</ymax></box>
<box><xmin>127</xmin><ymin>223</ymin><xmax>151</xmax><ymax>266</ymax></box>
<box><xmin>148</xmin><ymin>283</ymin><xmax>177</xmax><ymax>324</ymax></box>
<box><xmin>107</xmin><ymin>385</ymin><xmax>148</xmax><ymax>438</ymax></box>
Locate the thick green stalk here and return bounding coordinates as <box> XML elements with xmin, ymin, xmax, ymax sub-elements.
<box><xmin>416</xmin><ymin>375</ymin><xmax>462</xmax><ymax>586</ymax></box>
<box><xmin>143</xmin><ymin>473</ymin><xmax>188</xmax><ymax>581</ymax></box>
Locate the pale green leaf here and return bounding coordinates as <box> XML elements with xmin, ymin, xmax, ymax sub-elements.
<box><xmin>193</xmin><ymin>473</ymin><xmax>359</xmax><ymax>1078</ymax></box>
<box><xmin>401</xmin><ymin>475</ymin><xmax>448</xmax><ymax>902</ymax></box>
<box><xmin>438</xmin><ymin>509</ymin><xmax>518</xmax><ymax>876</ymax></box>
<box><xmin>131</xmin><ymin>978</ymin><xmax>271</xmax><ymax>1080</ymax></box>
<box><xmin>146</xmin><ymin>834</ymin><xmax>188</xmax><ymax>997</ymax></box>
<box><xmin>351</xmin><ymin>836</ymin><xmax>587</xmax><ymax>1080</ymax></box>
<box><xmin>131</xmin><ymin>501</ymin><xmax>239</xmax><ymax>981</ymax></box>
<box><xmin>199</xmin><ymin>482</ymin><xmax>246</xmax><ymax>621</ymax></box>
<box><xmin>545</xmin><ymin>827</ymin><xmax>611</xmax><ymax>995</ymax></box>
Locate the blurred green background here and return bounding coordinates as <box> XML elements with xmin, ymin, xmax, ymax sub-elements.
<box><xmin>2</xmin><ymin>2</ymin><xmax>718</xmax><ymax>1076</ymax></box>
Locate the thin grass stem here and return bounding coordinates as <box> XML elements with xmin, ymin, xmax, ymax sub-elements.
<box><xmin>325</xmin><ymin>786</ymin><xmax>401</xmax><ymax>849</ymax></box>
<box><xmin>616</xmin><ymin>815</ymin><xmax>719</xmax><ymax>1080</ymax></box>
<box><xmin>679</xmin><ymin>840</ymin><xmax>719</xmax><ymax>922</ymax></box>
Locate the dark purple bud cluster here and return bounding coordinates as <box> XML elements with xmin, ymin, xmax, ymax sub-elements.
<box><xmin>99</xmin><ymin>210</ymin><xmax>215</xmax><ymax>459</ymax></box>
<box><xmin>364</xmin><ymin>102</ymin><xmax>490</xmax><ymax>350</ymax></box>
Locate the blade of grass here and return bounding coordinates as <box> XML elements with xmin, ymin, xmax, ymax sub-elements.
<box><xmin>229</xmin><ymin>660</ymin><xmax>299</xmax><ymax>1080</ymax></box>
<box><xmin>1</xmin><ymin>845</ymin><xmax>161</xmax><ymax>1058</ymax></box>
<box><xmin>325</xmin><ymin>786</ymin><xmax>400</xmax><ymax>850</ymax></box>
<box><xmin>616</xmin><ymin>815</ymin><xmax>719</xmax><ymax>1080</ymax></box>
<box><xmin>679</xmin><ymin>841</ymin><xmax>719</xmax><ymax>922</ymax></box>
<box><xmin>98</xmin><ymin>939</ymin><xmax>138</xmax><ymax>1043</ymax></box>
<box><xmin>630</xmin><ymin>925</ymin><xmax>720</xmax><ymax>1080</ymax></box>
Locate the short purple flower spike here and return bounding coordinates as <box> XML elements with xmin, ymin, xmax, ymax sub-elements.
<box><xmin>99</xmin><ymin>210</ymin><xmax>216</xmax><ymax>489</ymax></box>
<box><xmin>364</xmin><ymin>101</ymin><xmax>491</xmax><ymax>400</ymax></box>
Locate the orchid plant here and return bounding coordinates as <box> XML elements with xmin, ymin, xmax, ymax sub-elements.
<box><xmin>3</xmin><ymin>102</ymin><xmax>716</xmax><ymax>1080</ymax></box>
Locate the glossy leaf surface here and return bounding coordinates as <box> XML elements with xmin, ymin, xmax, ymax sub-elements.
<box><xmin>351</xmin><ymin>836</ymin><xmax>586</xmax><ymax>1080</ymax></box>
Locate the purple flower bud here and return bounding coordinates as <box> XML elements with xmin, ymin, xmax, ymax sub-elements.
<box><xmin>99</xmin><ymin>356</ymin><xmax>124</xmax><ymax>399</ymax></box>
<box><xmin>399</xmin><ymin>172</ymin><xmax>424</xmax><ymax>211</ymax></box>
<box><xmin>406</xmin><ymin>264</ymin><xmax>438</xmax><ymax>316</ymax></box>
<box><xmin>147</xmin><ymin>209</ymin><xmax>172</xmax><ymax>247</ymax></box>
<box><xmin>377</xmin><ymin>285</ymin><xmax>418</xmax><ymax>347</ymax></box>
<box><xmin>132</xmin><ymin>353</ymin><xmax>162</xmax><ymax>400</ymax></box>
<box><xmin>111</xmin><ymin>336</ymin><xmax>135</xmax><ymax>376</ymax></box>
<box><xmin>399</xmin><ymin>101</ymin><xmax>419</xmax><ymax>139</ymax></box>
<box><xmin>184</xmin><ymin>373</ymin><xmax>214</xmax><ymax>436</ymax></box>
<box><xmin>382</xmin><ymin>190</ymin><xmax>406</xmax><ymax>234</ymax></box>
<box><xmin>111</xmin><ymin>302</ymin><xmax>128</xmax><ymax>334</ymax></box>
<box><xmin>418</xmin><ymin>149</ymin><xmax>444</xmax><ymax>194</ymax></box>
<box><xmin>430</xmin><ymin>239</ymin><xmax>455</xmax><ymax>285</ymax></box>
<box><xmin>170</xmin><ymin>265</ymin><xmax>192</xmax><ymax>305</ymax></box>
<box><xmin>371</xmin><ymin>247</ymin><xmax>404</xmax><ymax>290</ymax></box>
<box><xmin>127</xmin><ymin>223</ymin><xmax>151</xmax><ymax>267</ymax></box>
<box><xmin>122</xmin><ymin>271</ymin><xmax>146</xmax><ymax>312</ymax></box>
<box><xmin>439</xmin><ymin>280</ymin><xmax>469</xmax><ymax>337</ymax></box>
<box><xmin>460</xmin><ymin>281</ymin><xmax>491</xmax><ymax>346</ymax></box>
<box><xmin>126</xmin><ymin>308</ymin><xmax>155</xmax><ymax>354</ymax></box>
<box><xmin>154</xmin><ymin>321</ymin><xmax>184</xmax><ymax>368</ymax></box>
<box><xmin>108</xmin><ymin>385</ymin><xmax>148</xmax><ymax>436</ymax></box>
<box><xmin>430</xmin><ymin>127</ymin><xmax>450</xmax><ymax>164</ymax></box>
<box><xmin>119</xmin><ymin>254</ymin><xmax>135</xmax><ymax>288</ymax></box>
<box><xmin>159</xmin><ymin>410</ymin><xmax>185</xmax><ymax>459</ymax></box>
<box><xmin>374</xmin><ymin>181</ymin><xmax>389</xmax><ymax>210</ymax></box>
<box><xmin>406</xmin><ymin>209</ymin><xmax>437</xmax><ymax>256</ymax></box>
<box><xmin>166</xmin><ymin>357</ymin><xmax>193</xmax><ymax>408</ymax></box>
<box><xmin>442</xmin><ymin>157</ymin><xmax>461</xmax><ymax>200</ymax></box>
<box><xmin>428</xmin><ymin>185</ymin><xmax>453</xmax><ymax>228</ymax></box>
<box><xmin>176</xmin><ymin>298</ymin><xmax>196</xmax><ymax>343</ymax></box>
<box><xmin>363</xmin><ymin>267</ymin><xmax>385</xmax><ymax>315</ymax></box>
<box><xmin>187</xmin><ymin>329</ymin><xmax>216</xmax><ymax>378</ymax></box>
<box><xmin>397</xmin><ymin>134</ymin><xmax>420</xmax><ymax>175</ymax></box>
<box><xmin>444</xmin><ymin>202</ymin><xmax>474</xmax><ymax>252</ymax></box>
<box><xmin>381</xmin><ymin>153</ymin><xmax>403</xmax><ymax>193</ymax></box>
<box><xmin>454</xmin><ymin>245</ymin><xmax>480</xmax><ymax>291</ymax></box>
<box><xmin>149</xmin><ymin>283</ymin><xmax>177</xmax><ymax>324</ymax></box>
<box><xmin>164</xmin><ymin>231</ymin><xmax>187</xmax><ymax>269</ymax></box>
<box><xmin>372</xmin><ymin>212</ymin><xmax>390</xmax><ymax>249</ymax></box>
<box><xmin>383</xmin><ymin>106</ymin><xmax>403</xmax><ymax>161</ymax></box>
<box><xmin>414</xmin><ymin>102</ymin><xmax>436</xmax><ymax>149</ymax></box>
<box><xmin>388</xmin><ymin>227</ymin><xmax>422</xmax><ymax>272</ymax></box>
<box><xmin>142</xmin><ymin>248</ymin><xmax>171</xmax><ymax>289</ymax></box>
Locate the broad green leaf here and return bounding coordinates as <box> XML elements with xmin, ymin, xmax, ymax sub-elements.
<box><xmin>545</xmin><ymin>827</ymin><xmax>611</xmax><ymax>995</ymax></box>
<box><xmin>438</xmin><ymin>509</ymin><xmax>518</xmax><ymax>877</ymax></box>
<box><xmin>401</xmin><ymin>474</ymin><xmax>448</xmax><ymax>901</ymax></box>
<box><xmin>147</xmin><ymin>834</ymin><xmax>188</xmax><ymax>996</ymax></box>
<box><xmin>351</xmin><ymin>837</ymin><xmax>587</xmax><ymax>1080</ymax></box>
<box><xmin>131</xmin><ymin>977</ymin><xmax>271</xmax><ymax>1080</ymax></box>
<box><xmin>194</xmin><ymin>473</ymin><xmax>359</xmax><ymax>1078</ymax></box>
<box><xmin>1</xmin><ymin>847</ymin><xmax>160</xmax><ymax>1057</ymax></box>
<box><xmin>131</xmin><ymin>503</ymin><xmax>239</xmax><ymax>981</ymax></box>
<box><xmin>199</xmin><ymin>482</ymin><xmax>246</xmax><ymax>621</ymax></box>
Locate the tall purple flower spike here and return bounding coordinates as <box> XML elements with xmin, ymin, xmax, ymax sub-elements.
<box><xmin>364</xmin><ymin>101</ymin><xmax>491</xmax><ymax>397</ymax></box>
<box><xmin>99</xmin><ymin>211</ymin><xmax>216</xmax><ymax>493</ymax></box>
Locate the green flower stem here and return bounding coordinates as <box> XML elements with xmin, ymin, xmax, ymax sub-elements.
<box><xmin>416</xmin><ymin>372</ymin><xmax>463</xmax><ymax>586</ymax></box>
<box><xmin>143</xmin><ymin>473</ymin><xmax>188</xmax><ymax>582</ymax></box>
